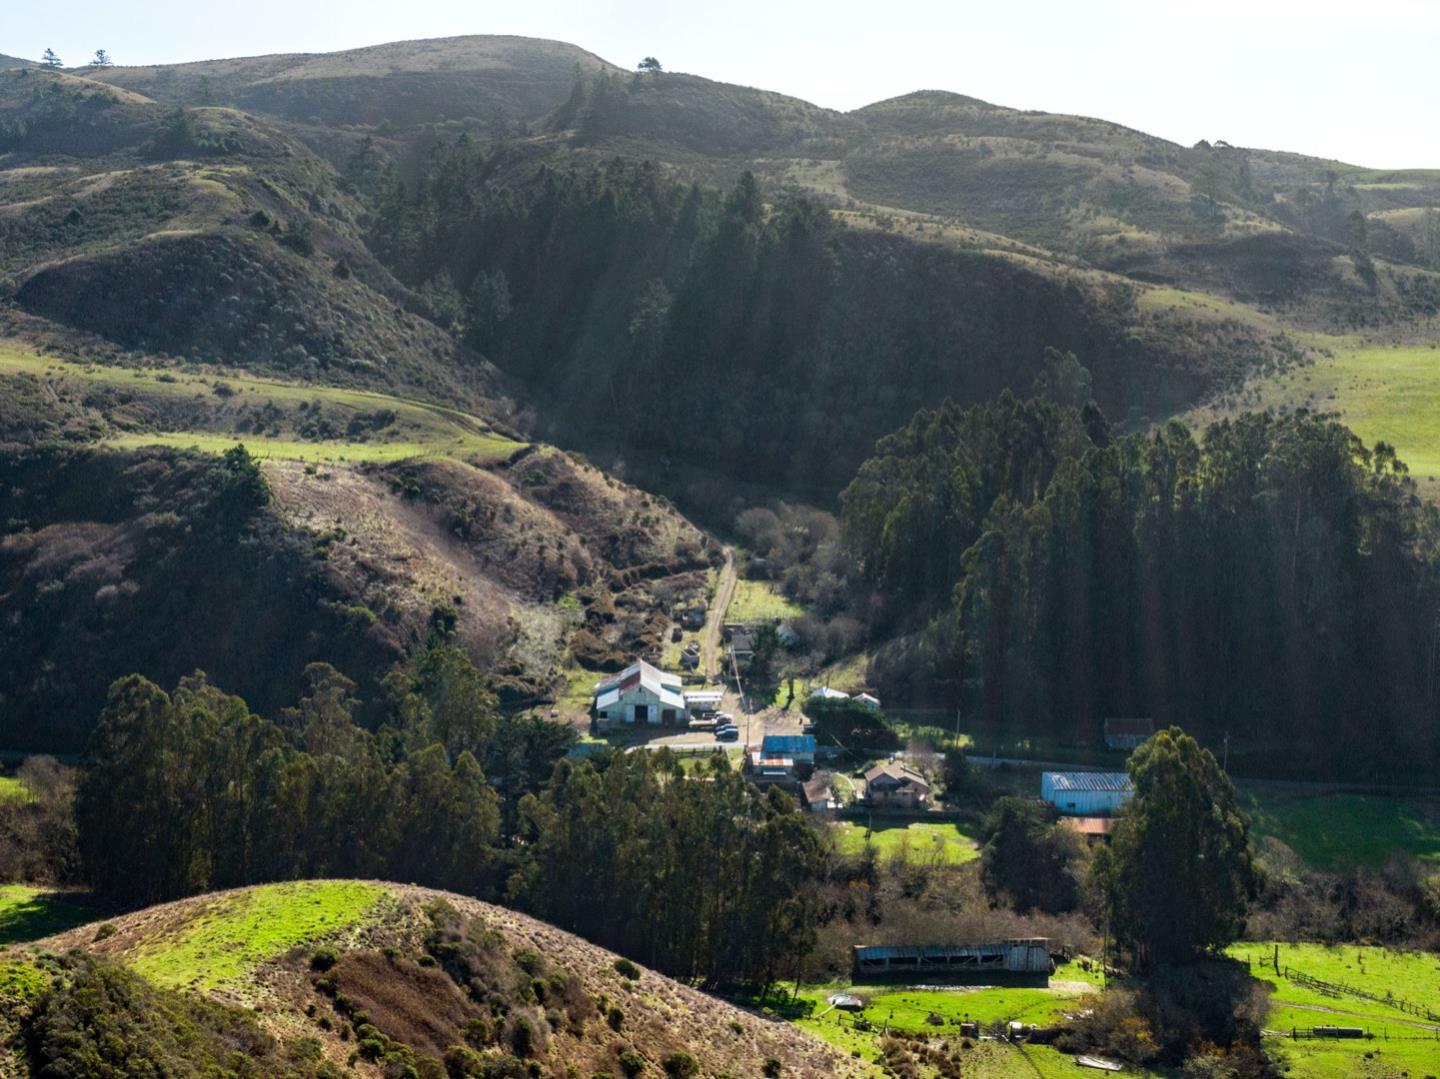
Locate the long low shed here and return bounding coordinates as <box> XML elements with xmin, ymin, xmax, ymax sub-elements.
<box><xmin>852</xmin><ymin>940</ymin><xmax>1054</xmax><ymax>985</ymax></box>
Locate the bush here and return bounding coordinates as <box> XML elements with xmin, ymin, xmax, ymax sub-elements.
<box><xmin>612</xmin><ymin>957</ymin><xmax>640</xmax><ymax>980</ymax></box>
<box><xmin>661</xmin><ymin>1053</ymin><xmax>697</xmax><ymax>1079</ymax></box>
<box><xmin>762</xmin><ymin>1059</ymin><xmax>782</xmax><ymax>1078</ymax></box>
<box><xmin>607</xmin><ymin>1005</ymin><xmax>624</xmax><ymax>1031</ymax></box>
<box><xmin>92</xmin><ymin>922</ymin><xmax>116</xmax><ymax>941</ymax></box>
<box><xmin>617</xmin><ymin>1048</ymin><xmax>645</xmax><ymax>1077</ymax></box>
<box><xmin>510</xmin><ymin>1017</ymin><xmax>535</xmax><ymax>1058</ymax></box>
<box><xmin>310</xmin><ymin>947</ymin><xmax>339</xmax><ymax>972</ymax></box>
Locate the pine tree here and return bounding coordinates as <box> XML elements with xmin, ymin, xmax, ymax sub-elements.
<box><xmin>40</xmin><ymin>48</ymin><xmax>62</xmax><ymax>68</ymax></box>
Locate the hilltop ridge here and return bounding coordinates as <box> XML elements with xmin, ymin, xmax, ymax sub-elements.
<box><xmin>1</xmin><ymin>880</ymin><xmax>851</xmax><ymax>1077</ymax></box>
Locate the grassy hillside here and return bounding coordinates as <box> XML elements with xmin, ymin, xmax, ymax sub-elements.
<box><xmin>1229</xmin><ymin>942</ymin><xmax>1440</xmax><ymax>1078</ymax></box>
<box><xmin>0</xmin><ymin>65</ymin><xmax>504</xmax><ymax>410</ymax></box>
<box><xmin>89</xmin><ymin>36</ymin><xmax>619</xmax><ymax>133</ymax></box>
<box><xmin>0</xmin><ymin>344</ymin><xmax>712</xmax><ymax>752</ymax></box>
<box><xmin>0</xmin><ymin>881</ymin><xmax>852</xmax><ymax>1077</ymax></box>
<box><xmin>1185</xmin><ymin>343</ymin><xmax>1440</xmax><ymax>496</ymax></box>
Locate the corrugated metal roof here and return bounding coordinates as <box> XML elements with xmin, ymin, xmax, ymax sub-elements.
<box><xmin>1044</xmin><ymin>771</ymin><xmax>1133</xmax><ymax>793</ymax></box>
<box><xmin>763</xmin><ymin>734</ymin><xmax>815</xmax><ymax>754</ymax></box>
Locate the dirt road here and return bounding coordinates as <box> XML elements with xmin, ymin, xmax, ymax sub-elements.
<box><xmin>701</xmin><ymin>548</ymin><xmax>737</xmax><ymax>677</ymax></box>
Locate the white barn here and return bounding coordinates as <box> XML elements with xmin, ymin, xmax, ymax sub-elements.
<box><xmin>1040</xmin><ymin>771</ymin><xmax>1134</xmax><ymax>816</ymax></box>
<box><xmin>593</xmin><ymin>660</ymin><xmax>687</xmax><ymax>729</ymax></box>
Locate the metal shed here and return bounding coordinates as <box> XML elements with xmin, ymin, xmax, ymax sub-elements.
<box><xmin>1041</xmin><ymin>771</ymin><xmax>1134</xmax><ymax>815</ymax></box>
<box><xmin>852</xmin><ymin>940</ymin><xmax>1053</xmax><ymax>986</ymax></box>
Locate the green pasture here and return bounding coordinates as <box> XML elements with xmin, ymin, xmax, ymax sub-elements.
<box><xmin>0</xmin><ymin>885</ymin><xmax>98</xmax><ymax>946</ymax></box>
<box><xmin>104</xmin><ymin>429</ymin><xmax>518</xmax><ymax>464</ymax></box>
<box><xmin>726</xmin><ymin>579</ymin><xmax>804</xmax><ymax>622</ymax></box>
<box><xmin>128</xmin><ymin>880</ymin><xmax>385</xmax><ymax>991</ymax></box>
<box><xmin>1241</xmin><ymin>784</ymin><xmax>1440</xmax><ymax>869</ymax></box>
<box><xmin>1201</xmin><ymin>344</ymin><xmax>1440</xmax><ymax>492</ymax></box>
<box><xmin>785</xmin><ymin>961</ymin><xmax>1139</xmax><ymax>1077</ymax></box>
<box><xmin>830</xmin><ymin>819</ymin><xmax>981</xmax><ymax>865</ymax></box>
<box><xmin>1229</xmin><ymin>941</ymin><xmax>1440</xmax><ymax>1078</ymax></box>
<box><xmin>0</xmin><ymin>346</ymin><xmax>524</xmax><ymax>465</ymax></box>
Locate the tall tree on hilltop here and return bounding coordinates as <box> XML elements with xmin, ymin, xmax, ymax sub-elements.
<box><xmin>40</xmin><ymin>49</ymin><xmax>62</xmax><ymax>68</ymax></box>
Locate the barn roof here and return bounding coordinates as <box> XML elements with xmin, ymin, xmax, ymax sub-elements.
<box><xmin>1043</xmin><ymin>771</ymin><xmax>1133</xmax><ymax>793</ymax></box>
<box><xmin>593</xmin><ymin>659</ymin><xmax>685</xmax><ymax>710</ymax></box>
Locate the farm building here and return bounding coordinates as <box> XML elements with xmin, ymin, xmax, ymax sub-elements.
<box><xmin>593</xmin><ymin>660</ymin><xmax>687</xmax><ymax>729</ymax></box>
<box><xmin>1063</xmin><ymin>816</ymin><xmax>1118</xmax><ymax>843</ymax></box>
<box><xmin>809</xmin><ymin>686</ymin><xmax>849</xmax><ymax>701</ymax></box>
<box><xmin>683</xmin><ymin>689</ymin><xmax>723</xmax><ymax>715</ymax></box>
<box><xmin>745</xmin><ymin>751</ymin><xmax>798</xmax><ymax>789</ymax></box>
<box><xmin>855</xmin><ymin>692</ymin><xmax>881</xmax><ymax>710</ymax></box>
<box><xmin>728</xmin><ymin>629</ymin><xmax>755</xmax><ymax>665</ymax></box>
<box><xmin>852</xmin><ymin>940</ymin><xmax>1053</xmax><ymax>986</ymax></box>
<box><xmin>1103</xmin><ymin>717</ymin><xmax>1154</xmax><ymax>750</ymax></box>
<box><xmin>802</xmin><ymin>776</ymin><xmax>835</xmax><ymax>812</ymax></box>
<box><xmin>761</xmin><ymin>734</ymin><xmax>815</xmax><ymax>764</ymax></box>
<box><xmin>863</xmin><ymin>762</ymin><xmax>931</xmax><ymax>809</ymax></box>
<box><xmin>1041</xmin><ymin>771</ymin><xmax>1133</xmax><ymax>815</ymax></box>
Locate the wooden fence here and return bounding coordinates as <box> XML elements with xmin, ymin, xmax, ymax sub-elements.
<box><xmin>1282</xmin><ymin>965</ymin><xmax>1440</xmax><ymax>1025</ymax></box>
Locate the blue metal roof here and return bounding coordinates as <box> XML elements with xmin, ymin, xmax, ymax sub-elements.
<box><xmin>762</xmin><ymin>734</ymin><xmax>815</xmax><ymax>754</ymax></box>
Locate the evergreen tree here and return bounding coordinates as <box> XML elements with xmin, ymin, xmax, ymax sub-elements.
<box><xmin>40</xmin><ymin>49</ymin><xmax>62</xmax><ymax>68</ymax></box>
<box><xmin>1093</xmin><ymin>728</ymin><xmax>1260</xmax><ymax>967</ymax></box>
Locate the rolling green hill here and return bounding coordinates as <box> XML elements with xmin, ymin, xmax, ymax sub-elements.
<box><xmin>0</xmin><ymin>881</ymin><xmax>851</xmax><ymax>1078</ymax></box>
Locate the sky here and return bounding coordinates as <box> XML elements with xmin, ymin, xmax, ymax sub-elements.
<box><xmin>5</xmin><ymin>0</ymin><xmax>1438</xmax><ymax>167</ymax></box>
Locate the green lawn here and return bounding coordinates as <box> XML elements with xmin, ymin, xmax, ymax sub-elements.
<box><xmin>128</xmin><ymin>881</ymin><xmax>385</xmax><ymax>991</ymax></box>
<box><xmin>0</xmin><ymin>885</ymin><xmax>99</xmax><ymax>945</ymax></box>
<box><xmin>727</xmin><ymin>579</ymin><xmax>804</xmax><ymax>622</ymax></box>
<box><xmin>1242</xmin><ymin>784</ymin><xmax>1440</xmax><ymax>869</ymax></box>
<box><xmin>1229</xmin><ymin>942</ymin><xmax>1440</xmax><ymax>1078</ymax></box>
<box><xmin>830</xmin><ymin>819</ymin><xmax>981</xmax><ymax>865</ymax></box>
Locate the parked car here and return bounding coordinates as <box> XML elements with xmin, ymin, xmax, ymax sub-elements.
<box><xmin>716</xmin><ymin>724</ymin><xmax>740</xmax><ymax>741</ymax></box>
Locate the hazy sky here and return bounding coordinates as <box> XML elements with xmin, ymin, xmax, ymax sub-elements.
<box><xmin>6</xmin><ymin>0</ymin><xmax>1438</xmax><ymax>167</ymax></box>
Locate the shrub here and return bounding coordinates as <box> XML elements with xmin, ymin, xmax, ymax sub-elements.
<box><xmin>762</xmin><ymin>1059</ymin><xmax>782</xmax><ymax>1078</ymax></box>
<box><xmin>606</xmin><ymin>1005</ymin><xmax>624</xmax><ymax>1031</ymax></box>
<box><xmin>310</xmin><ymin>947</ymin><xmax>339</xmax><ymax>972</ymax></box>
<box><xmin>92</xmin><ymin>922</ymin><xmax>116</xmax><ymax>941</ymax></box>
<box><xmin>510</xmin><ymin>1017</ymin><xmax>535</xmax><ymax>1058</ymax></box>
<box><xmin>617</xmin><ymin>1048</ymin><xmax>645</xmax><ymax>1077</ymax></box>
<box><xmin>612</xmin><ymin>957</ymin><xmax>640</xmax><ymax>980</ymax></box>
<box><xmin>661</xmin><ymin>1052</ymin><xmax>698</xmax><ymax>1079</ymax></box>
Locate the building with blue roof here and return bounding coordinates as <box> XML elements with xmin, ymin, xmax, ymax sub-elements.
<box><xmin>761</xmin><ymin>734</ymin><xmax>815</xmax><ymax>763</ymax></box>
